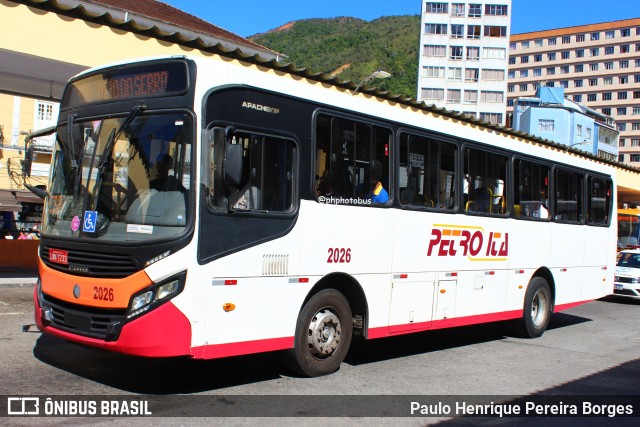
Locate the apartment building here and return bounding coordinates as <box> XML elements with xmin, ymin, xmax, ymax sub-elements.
<box><xmin>508</xmin><ymin>18</ymin><xmax>640</xmax><ymax>166</ymax></box>
<box><xmin>417</xmin><ymin>1</ymin><xmax>511</xmax><ymax>125</ymax></box>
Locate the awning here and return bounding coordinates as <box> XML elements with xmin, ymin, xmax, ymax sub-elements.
<box><xmin>0</xmin><ymin>189</ymin><xmax>43</xmax><ymax>212</ymax></box>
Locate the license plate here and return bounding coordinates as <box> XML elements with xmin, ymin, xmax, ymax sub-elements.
<box><xmin>49</xmin><ymin>249</ymin><xmax>69</xmax><ymax>265</ymax></box>
<box><xmin>614</xmin><ymin>284</ymin><xmax>623</xmax><ymax>290</ymax></box>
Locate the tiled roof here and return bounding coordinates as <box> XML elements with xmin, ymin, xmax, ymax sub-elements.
<box><xmin>88</xmin><ymin>0</ymin><xmax>271</xmax><ymax>53</ymax></box>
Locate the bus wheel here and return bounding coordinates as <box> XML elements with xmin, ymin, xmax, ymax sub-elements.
<box><xmin>515</xmin><ymin>277</ymin><xmax>552</xmax><ymax>338</ymax></box>
<box><xmin>285</xmin><ymin>289</ymin><xmax>353</xmax><ymax>377</ymax></box>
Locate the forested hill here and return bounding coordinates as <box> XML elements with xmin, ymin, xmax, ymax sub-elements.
<box><xmin>249</xmin><ymin>16</ymin><xmax>421</xmax><ymax>98</ymax></box>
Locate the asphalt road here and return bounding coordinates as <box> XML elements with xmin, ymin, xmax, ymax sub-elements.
<box><xmin>1</xmin><ymin>281</ymin><xmax>639</xmax><ymax>426</ymax></box>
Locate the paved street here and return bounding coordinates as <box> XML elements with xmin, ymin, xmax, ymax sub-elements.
<box><xmin>0</xmin><ymin>279</ymin><xmax>639</xmax><ymax>426</ymax></box>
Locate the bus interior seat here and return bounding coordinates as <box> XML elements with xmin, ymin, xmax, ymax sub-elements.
<box><xmin>125</xmin><ymin>189</ymin><xmax>186</xmax><ymax>226</ymax></box>
<box><xmin>466</xmin><ymin>187</ymin><xmax>492</xmax><ymax>213</ymax></box>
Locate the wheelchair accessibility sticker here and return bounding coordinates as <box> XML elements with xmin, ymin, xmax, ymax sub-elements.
<box><xmin>83</xmin><ymin>211</ymin><xmax>98</xmax><ymax>233</ymax></box>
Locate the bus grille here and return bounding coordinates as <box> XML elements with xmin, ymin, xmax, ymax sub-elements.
<box><xmin>41</xmin><ymin>245</ymin><xmax>139</xmax><ymax>278</ymax></box>
<box><xmin>614</xmin><ymin>289</ymin><xmax>640</xmax><ymax>297</ymax></box>
<box><xmin>262</xmin><ymin>254</ymin><xmax>289</xmax><ymax>276</ymax></box>
<box><xmin>42</xmin><ymin>294</ymin><xmax>126</xmax><ymax>341</ymax></box>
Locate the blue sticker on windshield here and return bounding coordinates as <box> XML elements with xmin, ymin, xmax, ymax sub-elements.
<box><xmin>83</xmin><ymin>211</ymin><xmax>97</xmax><ymax>233</ymax></box>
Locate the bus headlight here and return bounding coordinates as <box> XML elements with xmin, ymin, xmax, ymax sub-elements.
<box><xmin>127</xmin><ymin>271</ymin><xmax>186</xmax><ymax>319</ymax></box>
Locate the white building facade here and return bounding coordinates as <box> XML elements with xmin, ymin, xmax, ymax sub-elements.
<box><xmin>417</xmin><ymin>1</ymin><xmax>511</xmax><ymax>125</ymax></box>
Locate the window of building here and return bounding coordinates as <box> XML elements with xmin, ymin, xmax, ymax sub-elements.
<box><xmin>561</xmin><ymin>51</ymin><xmax>570</xmax><ymax>59</ymax></box>
<box><xmin>633</xmin><ymin>106</ymin><xmax>640</xmax><ymax>114</ymax></box>
<box><xmin>538</xmin><ymin>119</ymin><xmax>555</xmax><ymax>131</ymax></box>
<box><xmin>577</xmin><ymin>125</ymin><xmax>583</xmax><ymax>137</ymax></box>
<box><xmin>617</xmin><ymin>123</ymin><xmax>627</xmax><ymax>131</ymax></box>
<box><xmin>590</xmin><ymin>63</ymin><xmax>599</xmax><ymax>71</ymax></box>
<box><xmin>450</xmin><ymin>46</ymin><xmax>463</xmax><ymax>60</ymax></box>
<box><xmin>448</xmin><ymin>67</ymin><xmax>463</xmax><ymax>81</ymax></box>
<box><xmin>605</xmin><ymin>46</ymin><xmax>614</xmax><ymax>55</ymax></box>
<box><xmin>481</xmin><ymin>91</ymin><xmax>504</xmax><ymax>103</ymax></box>
<box><xmin>509</xmin><ymin>57</ymin><xmax>516</xmax><ymax>65</ymax></box>
<box><xmin>465</xmin><ymin>68</ymin><xmax>479</xmax><ymax>82</ymax></box>
<box><xmin>426</xmin><ymin>2</ymin><xmax>448</xmax><ymax>13</ymax></box>
<box><xmin>535</xmin><ymin>39</ymin><xmax>543</xmax><ymax>48</ymax></box>
<box><xmin>576</xmin><ymin>34</ymin><xmax>585</xmax><ymax>42</ymax></box>
<box><xmin>508</xmin><ymin>85</ymin><xmax>515</xmax><ymax>93</ymax></box>
<box><xmin>548</xmin><ymin>37</ymin><xmax>557</xmax><ymax>45</ymax></box>
<box><xmin>619</xmin><ymin>154</ymin><xmax>625</xmax><ymax>162</ymax></box>
<box><xmin>621</xmin><ymin>28</ymin><xmax>631</xmax><ymax>37</ymax></box>
<box><xmin>547</xmin><ymin>52</ymin><xmax>556</xmax><ymax>60</ymax></box>
<box><xmin>424</xmin><ymin>45</ymin><xmax>446</xmax><ymax>57</ymax></box>
<box><xmin>561</xmin><ymin>66</ymin><xmax>570</xmax><ymax>74</ymax></box>
<box><xmin>631</xmin><ymin>154</ymin><xmax>640</xmax><ymax>163</ymax></box>
<box><xmin>636</xmin><ymin>75</ymin><xmax>640</xmax><ymax>83</ymax></box>
<box><xmin>464</xmin><ymin>89</ymin><xmax>478</xmax><ymax>104</ymax></box>
<box><xmin>619</xmin><ymin>91</ymin><xmax>628</xmax><ymax>100</ymax></box>
<box><xmin>507</xmin><ymin>99</ymin><xmax>514</xmax><ymax>107</ymax></box>
<box><xmin>587</xmin><ymin>93</ymin><xmax>597</xmax><ymax>101</ymax></box>
<box><xmin>633</xmin><ymin>123</ymin><xmax>640</xmax><ymax>131</ymax></box>
<box><xmin>467</xmin><ymin>25</ymin><xmax>481</xmax><ymax>39</ymax></box>
<box><xmin>485</xmin><ymin>4</ymin><xmax>508</xmax><ymax>15</ymax></box>
<box><xmin>484</xmin><ymin>26</ymin><xmax>507</xmax><ymax>37</ymax></box>
<box><xmin>602</xmin><ymin>107</ymin><xmax>611</xmax><ymax>115</ymax></box>
<box><xmin>421</xmin><ymin>88</ymin><xmax>445</xmax><ymax>100</ymax></box>
<box><xmin>636</xmin><ymin>59</ymin><xmax>640</xmax><ymax>67</ymax></box>
<box><xmin>425</xmin><ymin>23</ymin><xmax>447</xmax><ymax>35</ymax></box>
<box><xmin>468</xmin><ymin>4</ymin><xmax>482</xmax><ymax>17</ymax></box>
<box><xmin>606</xmin><ymin>30</ymin><xmax>615</xmax><ymax>39</ymax></box>
<box><xmin>620</xmin><ymin>60</ymin><xmax>629</xmax><ymax>68</ymax></box>
<box><xmin>509</xmin><ymin>42</ymin><xmax>516</xmax><ymax>50</ymax></box>
<box><xmin>423</xmin><ymin>66</ymin><xmax>446</xmax><ymax>78</ymax></box>
<box><xmin>605</xmin><ymin>61</ymin><xmax>614</xmax><ymax>70</ymax></box>
<box><xmin>634</xmin><ymin>91</ymin><xmax>640</xmax><ymax>99</ymax></box>
<box><xmin>620</xmin><ymin>44</ymin><xmax>630</xmax><ymax>53</ymax></box>
<box><xmin>547</xmin><ymin>67</ymin><xmax>556</xmax><ymax>75</ymax></box>
<box><xmin>573</xmin><ymin>94</ymin><xmax>582</xmax><ymax>102</ymax></box>
<box><xmin>482</xmin><ymin>69</ymin><xmax>505</xmax><ymax>81</ymax></box>
<box><xmin>479</xmin><ymin>112</ymin><xmax>503</xmax><ymax>125</ymax></box>
<box><xmin>576</xmin><ymin>49</ymin><xmax>585</xmax><ymax>58</ymax></box>
<box><xmin>591</xmin><ymin>32</ymin><xmax>600</xmax><ymax>41</ymax></box>
<box><xmin>533</xmin><ymin>68</ymin><xmax>542</xmax><ymax>77</ymax></box>
<box><xmin>574</xmin><ymin>79</ymin><xmax>583</xmax><ymax>87</ymax></box>
<box><xmin>534</xmin><ymin>54</ymin><xmax>543</xmax><ymax>62</ymax></box>
<box><xmin>451</xmin><ymin>3</ymin><xmax>465</xmax><ymax>16</ymax></box>
<box><xmin>620</xmin><ymin>139</ymin><xmax>626</xmax><ymax>147</ymax></box>
<box><xmin>589</xmin><ymin>78</ymin><xmax>598</xmax><ymax>86</ymax></box>
<box><xmin>632</xmin><ymin>139</ymin><xmax>640</xmax><ymax>146</ymax></box>
<box><xmin>602</xmin><ymin>93</ymin><xmax>612</xmax><ymax>101</ymax></box>
<box><xmin>575</xmin><ymin>64</ymin><xmax>584</xmax><ymax>72</ymax></box>
<box><xmin>447</xmin><ymin>89</ymin><xmax>461</xmax><ymax>103</ymax></box>
<box><xmin>483</xmin><ymin>47</ymin><xmax>506</xmax><ymax>59</ymax></box>
<box><xmin>590</xmin><ymin>48</ymin><xmax>599</xmax><ymax>56</ymax></box>
<box><xmin>620</xmin><ymin>76</ymin><xmax>629</xmax><ymax>84</ymax></box>
<box><xmin>636</xmin><ymin>43</ymin><xmax>640</xmax><ymax>52</ymax></box>
<box><xmin>519</xmin><ymin>70</ymin><xmax>528</xmax><ymax>78</ymax></box>
<box><xmin>560</xmin><ymin>81</ymin><xmax>569</xmax><ymax>88</ymax></box>
<box><xmin>562</xmin><ymin>36</ymin><xmax>571</xmax><ymax>44</ymax></box>
<box><xmin>508</xmin><ymin>70</ymin><xmax>515</xmax><ymax>79</ymax></box>
<box><xmin>451</xmin><ymin>24</ymin><xmax>464</xmax><ymax>38</ymax></box>
<box><xmin>603</xmin><ymin>77</ymin><xmax>613</xmax><ymax>85</ymax></box>
<box><xmin>618</xmin><ymin>107</ymin><xmax>628</xmax><ymax>115</ymax></box>
<box><xmin>466</xmin><ymin>46</ymin><xmax>480</xmax><ymax>60</ymax></box>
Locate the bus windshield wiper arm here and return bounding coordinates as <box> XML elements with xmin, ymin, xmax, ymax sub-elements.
<box><xmin>97</xmin><ymin>101</ymin><xmax>146</xmax><ymax>173</ymax></box>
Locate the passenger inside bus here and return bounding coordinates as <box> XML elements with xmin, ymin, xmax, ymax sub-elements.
<box><xmin>150</xmin><ymin>153</ymin><xmax>186</xmax><ymax>193</ymax></box>
<box><xmin>365</xmin><ymin>160</ymin><xmax>388</xmax><ymax>203</ymax></box>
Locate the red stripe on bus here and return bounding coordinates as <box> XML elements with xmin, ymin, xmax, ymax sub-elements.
<box><xmin>191</xmin><ymin>337</ymin><xmax>294</xmax><ymax>359</ymax></box>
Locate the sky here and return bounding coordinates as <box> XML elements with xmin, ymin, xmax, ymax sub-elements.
<box><xmin>161</xmin><ymin>0</ymin><xmax>640</xmax><ymax>38</ymax></box>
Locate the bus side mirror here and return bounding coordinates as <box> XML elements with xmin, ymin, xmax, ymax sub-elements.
<box><xmin>223</xmin><ymin>127</ymin><xmax>243</xmax><ymax>188</ymax></box>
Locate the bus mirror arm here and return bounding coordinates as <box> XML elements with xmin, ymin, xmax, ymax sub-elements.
<box><xmin>223</xmin><ymin>126</ymin><xmax>243</xmax><ymax>189</ymax></box>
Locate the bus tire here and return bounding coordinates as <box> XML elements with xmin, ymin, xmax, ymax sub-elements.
<box><xmin>285</xmin><ymin>289</ymin><xmax>353</xmax><ymax>377</ymax></box>
<box><xmin>514</xmin><ymin>277</ymin><xmax>552</xmax><ymax>338</ymax></box>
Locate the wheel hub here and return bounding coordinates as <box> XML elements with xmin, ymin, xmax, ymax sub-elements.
<box><xmin>307</xmin><ymin>309</ymin><xmax>341</xmax><ymax>357</ymax></box>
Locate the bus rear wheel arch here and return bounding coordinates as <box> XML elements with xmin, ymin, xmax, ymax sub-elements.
<box><xmin>285</xmin><ymin>289</ymin><xmax>353</xmax><ymax>377</ymax></box>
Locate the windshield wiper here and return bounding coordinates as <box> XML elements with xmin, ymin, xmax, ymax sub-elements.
<box><xmin>96</xmin><ymin>101</ymin><xmax>146</xmax><ymax>173</ymax></box>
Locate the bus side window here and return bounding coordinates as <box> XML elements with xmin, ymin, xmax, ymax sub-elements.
<box><xmin>464</xmin><ymin>147</ymin><xmax>508</xmax><ymax>215</ymax></box>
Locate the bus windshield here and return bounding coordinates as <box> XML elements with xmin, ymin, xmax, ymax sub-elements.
<box><xmin>42</xmin><ymin>112</ymin><xmax>192</xmax><ymax>242</ymax></box>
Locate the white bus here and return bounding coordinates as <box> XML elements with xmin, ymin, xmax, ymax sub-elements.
<box><xmin>33</xmin><ymin>55</ymin><xmax>616</xmax><ymax>377</ymax></box>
